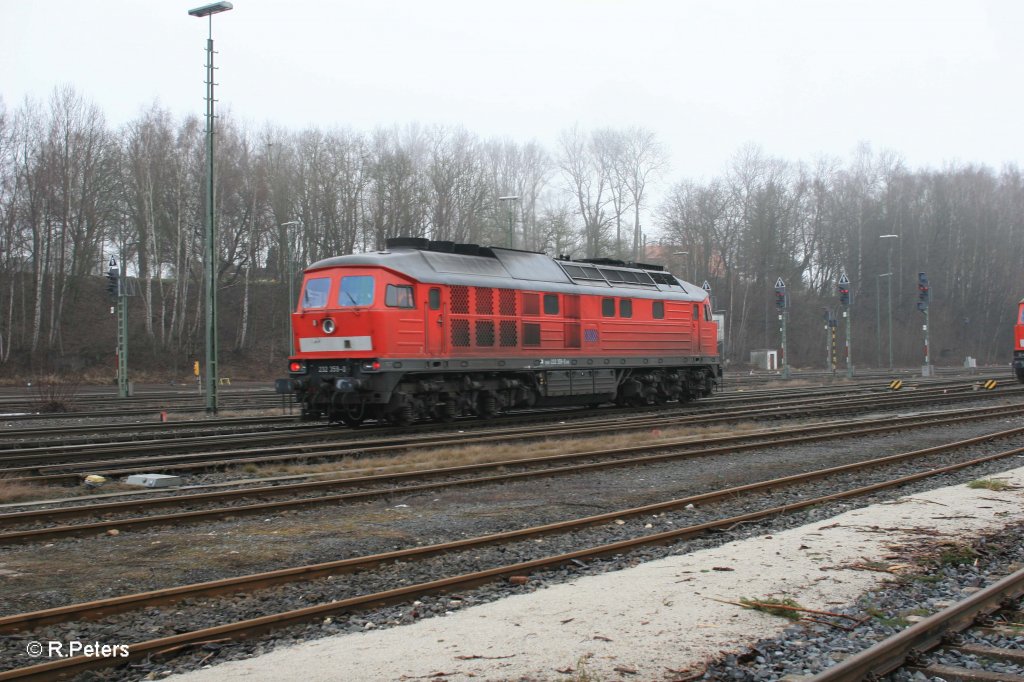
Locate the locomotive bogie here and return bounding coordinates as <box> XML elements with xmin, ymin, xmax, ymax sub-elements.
<box><xmin>285</xmin><ymin>359</ymin><xmax>718</xmax><ymax>425</ymax></box>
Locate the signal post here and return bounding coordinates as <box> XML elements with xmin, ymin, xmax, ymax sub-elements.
<box><xmin>918</xmin><ymin>272</ymin><xmax>932</xmax><ymax>376</ymax></box>
<box><xmin>107</xmin><ymin>256</ymin><xmax>130</xmax><ymax>398</ymax></box>
<box><xmin>822</xmin><ymin>309</ymin><xmax>838</xmax><ymax>375</ymax></box>
<box><xmin>775</xmin><ymin>278</ymin><xmax>789</xmax><ymax>379</ymax></box>
<box><xmin>838</xmin><ymin>273</ymin><xmax>853</xmax><ymax>378</ymax></box>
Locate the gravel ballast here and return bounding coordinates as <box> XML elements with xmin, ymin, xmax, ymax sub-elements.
<box><xmin>4</xmin><ymin>403</ymin><xmax>1024</xmax><ymax>679</ymax></box>
<box><xmin>155</xmin><ymin>464</ymin><xmax>1024</xmax><ymax>681</ymax></box>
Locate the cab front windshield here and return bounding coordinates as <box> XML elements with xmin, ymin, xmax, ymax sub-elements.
<box><xmin>339</xmin><ymin>276</ymin><xmax>374</xmax><ymax>307</ymax></box>
<box><xmin>301</xmin><ymin>277</ymin><xmax>331</xmax><ymax>309</ymax></box>
<box><xmin>1020</xmin><ymin>304</ymin><xmax>1024</xmax><ymax>324</ymax></box>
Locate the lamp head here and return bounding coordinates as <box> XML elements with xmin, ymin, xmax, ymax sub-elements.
<box><xmin>188</xmin><ymin>1</ymin><xmax>233</xmax><ymax>18</ymax></box>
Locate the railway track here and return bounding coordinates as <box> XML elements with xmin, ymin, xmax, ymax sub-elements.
<box><xmin>2</xmin><ymin>414</ymin><xmax>1023</xmax><ymax>679</ymax></box>
<box><xmin>0</xmin><ymin>370</ymin><xmax>1006</xmax><ymax>434</ymax></box>
<box><xmin>0</xmin><ymin>374</ymin><xmax>979</xmax><ymax>446</ymax></box>
<box><xmin>0</xmin><ymin>415</ymin><xmax>307</xmax><ymax>446</ymax></box>
<box><xmin>2</xmin><ymin>381</ymin><xmax>1020</xmax><ymax>485</ymax></box>
<box><xmin>0</xmin><ymin>400</ymin><xmax>1022</xmax><ymax>544</ymax></box>
<box><xmin>808</xmin><ymin>567</ymin><xmax>1024</xmax><ymax>681</ymax></box>
<box><xmin>0</xmin><ymin>387</ymin><xmax>288</xmax><ymax>422</ymax></box>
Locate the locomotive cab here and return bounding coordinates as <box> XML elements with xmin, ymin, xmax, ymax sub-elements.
<box><xmin>1014</xmin><ymin>299</ymin><xmax>1024</xmax><ymax>383</ymax></box>
<box><xmin>284</xmin><ymin>266</ymin><xmax>422</xmax><ymax>423</ymax></box>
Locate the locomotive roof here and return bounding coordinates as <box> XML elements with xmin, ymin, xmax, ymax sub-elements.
<box><xmin>307</xmin><ymin>245</ymin><xmax>709</xmax><ymax>302</ymax></box>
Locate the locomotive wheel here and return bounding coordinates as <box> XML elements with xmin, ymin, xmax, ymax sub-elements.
<box><xmin>340</xmin><ymin>413</ymin><xmax>364</xmax><ymax>427</ymax></box>
<box><xmin>334</xmin><ymin>393</ymin><xmax>365</xmax><ymax>427</ymax></box>
<box><xmin>434</xmin><ymin>400</ymin><xmax>457</xmax><ymax>423</ymax></box>
<box><xmin>478</xmin><ymin>393</ymin><xmax>497</xmax><ymax>419</ymax></box>
<box><xmin>392</xmin><ymin>403</ymin><xmax>414</xmax><ymax>427</ymax></box>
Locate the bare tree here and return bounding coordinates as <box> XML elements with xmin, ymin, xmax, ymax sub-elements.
<box><xmin>557</xmin><ymin>125</ymin><xmax>611</xmax><ymax>258</ymax></box>
<box><xmin>616</xmin><ymin>127</ymin><xmax>667</xmax><ymax>262</ymax></box>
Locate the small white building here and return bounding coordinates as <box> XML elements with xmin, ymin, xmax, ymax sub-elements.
<box><xmin>750</xmin><ymin>349</ymin><xmax>779</xmax><ymax>370</ymax></box>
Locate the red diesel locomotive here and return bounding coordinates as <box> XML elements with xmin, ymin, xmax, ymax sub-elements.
<box><xmin>1015</xmin><ymin>299</ymin><xmax>1024</xmax><ymax>382</ymax></box>
<box><xmin>277</xmin><ymin>238</ymin><xmax>721</xmax><ymax>425</ymax></box>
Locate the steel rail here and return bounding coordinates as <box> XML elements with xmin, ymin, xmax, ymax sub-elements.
<box><xmin>0</xmin><ymin>379</ymin><xmax>1010</xmax><ymax>461</ymax></box>
<box><xmin>2</xmin><ymin>406</ymin><xmax>1023</xmax><ymax>544</ymax></box>
<box><xmin>4</xmin><ymin>437</ymin><xmax>1024</xmax><ymax>679</ymax></box>
<box><xmin>807</xmin><ymin>567</ymin><xmax>1024</xmax><ymax>681</ymax></box>
<box><xmin>0</xmin><ymin>394</ymin><xmax>289</xmax><ymax>422</ymax></box>
<box><xmin>0</xmin><ymin>416</ymin><xmax>304</xmax><ymax>445</ymax></box>
<box><xmin>2</xmin><ymin>385</ymin><xmax>1018</xmax><ymax>484</ymax></box>
<box><xmin>0</xmin><ymin>387</ymin><xmax>887</xmax><ymax>462</ymax></box>
<box><xmin>6</xmin><ymin>403</ymin><xmax>1004</xmax><ymax>522</ymax></box>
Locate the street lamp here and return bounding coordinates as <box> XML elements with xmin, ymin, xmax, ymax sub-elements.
<box><xmin>498</xmin><ymin>195</ymin><xmax>519</xmax><ymax>249</ymax></box>
<box><xmin>281</xmin><ymin>220</ymin><xmax>301</xmax><ymax>356</ymax></box>
<box><xmin>189</xmin><ymin>0</ymin><xmax>233</xmax><ymax>415</ymax></box>
<box><xmin>880</xmin><ymin>234</ymin><xmax>899</xmax><ymax>371</ymax></box>
<box><xmin>672</xmin><ymin>251</ymin><xmax>691</xmax><ymax>283</ymax></box>
<box><xmin>876</xmin><ymin>273</ymin><xmax>888</xmax><ymax>368</ymax></box>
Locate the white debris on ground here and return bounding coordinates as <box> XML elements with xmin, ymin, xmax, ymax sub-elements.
<box><xmin>172</xmin><ymin>466</ymin><xmax>1024</xmax><ymax>682</ymax></box>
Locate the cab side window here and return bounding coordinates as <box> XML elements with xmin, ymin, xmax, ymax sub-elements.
<box><xmin>429</xmin><ymin>288</ymin><xmax>441</xmax><ymax>310</ymax></box>
<box><xmin>386</xmin><ymin>284</ymin><xmax>415</xmax><ymax>309</ymax></box>
<box><xmin>653</xmin><ymin>301</ymin><xmax>665</xmax><ymax>319</ymax></box>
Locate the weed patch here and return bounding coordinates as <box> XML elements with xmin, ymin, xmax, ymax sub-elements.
<box><xmin>229</xmin><ymin>421</ymin><xmax>766</xmax><ymax>482</ymax></box>
<box><xmin>967</xmin><ymin>478</ymin><xmax>1013</xmax><ymax>492</ymax></box>
<box><xmin>739</xmin><ymin>596</ymin><xmax>804</xmax><ymax>621</ymax></box>
<box><xmin>0</xmin><ymin>481</ymin><xmax>61</xmax><ymax>503</ymax></box>
<box><xmin>866</xmin><ymin>607</ymin><xmax>909</xmax><ymax>628</ymax></box>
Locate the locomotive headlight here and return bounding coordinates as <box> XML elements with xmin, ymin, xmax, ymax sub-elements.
<box><xmin>322</xmin><ymin>318</ymin><xmax>336</xmax><ymax>334</ymax></box>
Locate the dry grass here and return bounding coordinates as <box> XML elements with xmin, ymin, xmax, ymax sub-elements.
<box><xmin>231</xmin><ymin>421</ymin><xmax>765</xmax><ymax>482</ymax></box>
<box><xmin>967</xmin><ymin>478</ymin><xmax>1014</xmax><ymax>492</ymax></box>
<box><xmin>0</xmin><ymin>479</ymin><xmax>145</xmax><ymax>504</ymax></box>
<box><xmin>739</xmin><ymin>596</ymin><xmax>805</xmax><ymax>620</ymax></box>
<box><xmin>0</xmin><ymin>480</ymin><xmax>65</xmax><ymax>504</ymax></box>
<box><xmin>773</xmin><ymin>378</ymin><xmax>816</xmax><ymax>388</ymax></box>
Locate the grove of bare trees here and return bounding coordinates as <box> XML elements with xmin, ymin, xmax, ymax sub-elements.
<box><xmin>1</xmin><ymin>87</ymin><xmax>1020</xmax><ymax>379</ymax></box>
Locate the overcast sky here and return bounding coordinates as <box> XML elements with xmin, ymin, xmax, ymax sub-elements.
<box><xmin>2</xmin><ymin>0</ymin><xmax>1022</xmax><ymax>181</ymax></box>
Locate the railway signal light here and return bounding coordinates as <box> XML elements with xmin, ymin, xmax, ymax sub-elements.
<box><xmin>917</xmin><ymin>271</ymin><xmax>929</xmax><ymax>312</ymax></box>
<box><xmin>774</xmin><ymin>277</ymin><xmax>787</xmax><ymax>310</ymax></box>
<box><xmin>106</xmin><ymin>257</ymin><xmax>120</xmax><ymax>300</ymax></box>
<box><xmin>838</xmin><ymin>272</ymin><xmax>851</xmax><ymax>307</ymax></box>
